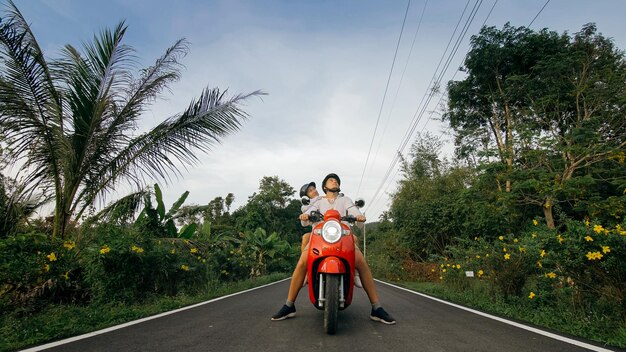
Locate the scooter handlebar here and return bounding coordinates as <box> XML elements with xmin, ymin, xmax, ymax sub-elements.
<box><xmin>303</xmin><ymin>211</ymin><xmax>364</xmax><ymax>224</ymax></box>
<box><xmin>341</xmin><ymin>215</ymin><xmax>357</xmax><ymax>223</ymax></box>
<box><xmin>307</xmin><ymin>210</ymin><xmax>323</xmax><ymax>223</ymax></box>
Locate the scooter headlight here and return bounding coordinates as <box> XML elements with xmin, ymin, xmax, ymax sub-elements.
<box><xmin>322</xmin><ymin>220</ymin><xmax>342</xmax><ymax>243</ymax></box>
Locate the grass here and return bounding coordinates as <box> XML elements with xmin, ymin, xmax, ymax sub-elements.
<box><xmin>394</xmin><ymin>280</ymin><xmax>626</xmax><ymax>350</ymax></box>
<box><xmin>0</xmin><ymin>273</ymin><xmax>289</xmax><ymax>352</ymax></box>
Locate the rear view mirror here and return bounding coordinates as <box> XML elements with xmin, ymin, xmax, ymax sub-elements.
<box><xmin>355</xmin><ymin>198</ymin><xmax>365</xmax><ymax>208</ymax></box>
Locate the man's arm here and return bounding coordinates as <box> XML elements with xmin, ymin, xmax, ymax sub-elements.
<box><xmin>341</xmin><ymin>197</ymin><xmax>366</xmax><ymax>228</ymax></box>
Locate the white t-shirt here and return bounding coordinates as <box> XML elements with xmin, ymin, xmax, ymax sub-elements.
<box><xmin>303</xmin><ymin>195</ymin><xmax>363</xmax><ymax>228</ymax></box>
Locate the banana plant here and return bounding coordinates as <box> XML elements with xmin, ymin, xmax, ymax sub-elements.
<box><xmin>135</xmin><ymin>184</ymin><xmax>197</xmax><ymax>239</ymax></box>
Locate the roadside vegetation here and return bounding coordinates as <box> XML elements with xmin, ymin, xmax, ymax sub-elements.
<box><xmin>366</xmin><ymin>23</ymin><xmax>626</xmax><ymax>349</ymax></box>
<box><xmin>0</xmin><ymin>2</ymin><xmax>299</xmax><ymax>351</ymax></box>
<box><xmin>1</xmin><ymin>1</ymin><xmax>625</xmax><ymax>351</ymax></box>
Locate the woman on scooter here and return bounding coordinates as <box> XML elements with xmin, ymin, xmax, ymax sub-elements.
<box><xmin>298</xmin><ymin>181</ymin><xmax>320</xmax><ymax>252</ymax></box>
<box><xmin>271</xmin><ymin>173</ymin><xmax>396</xmax><ymax>325</ymax></box>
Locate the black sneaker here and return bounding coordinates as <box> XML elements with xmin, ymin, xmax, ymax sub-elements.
<box><xmin>271</xmin><ymin>305</ymin><xmax>296</xmax><ymax>321</ymax></box>
<box><xmin>370</xmin><ymin>307</ymin><xmax>396</xmax><ymax>325</ymax></box>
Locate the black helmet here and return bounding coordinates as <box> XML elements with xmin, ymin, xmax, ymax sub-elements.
<box><xmin>322</xmin><ymin>173</ymin><xmax>341</xmax><ymax>193</ymax></box>
<box><xmin>299</xmin><ymin>182</ymin><xmax>316</xmax><ymax>197</ymax></box>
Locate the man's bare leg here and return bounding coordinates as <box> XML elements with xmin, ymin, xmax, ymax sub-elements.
<box><xmin>355</xmin><ymin>248</ymin><xmax>378</xmax><ymax>303</ymax></box>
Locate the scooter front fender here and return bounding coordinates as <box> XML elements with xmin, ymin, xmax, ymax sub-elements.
<box><xmin>317</xmin><ymin>256</ymin><xmax>346</xmax><ymax>274</ymax></box>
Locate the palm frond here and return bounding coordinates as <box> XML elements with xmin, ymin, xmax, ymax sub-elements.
<box><xmin>0</xmin><ymin>0</ymin><xmax>65</xmax><ymax>196</ymax></box>
<box><xmin>75</xmin><ymin>88</ymin><xmax>265</xmax><ymax>215</ymax></box>
<box><xmin>83</xmin><ymin>189</ymin><xmax>148</xmax><ymax>225</ymax></box>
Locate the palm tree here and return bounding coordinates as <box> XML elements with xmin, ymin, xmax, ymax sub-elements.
<box><xmin>0</xmin><ymin>1</ymin><xmax>264</xmax><ymax>238</ymax></box>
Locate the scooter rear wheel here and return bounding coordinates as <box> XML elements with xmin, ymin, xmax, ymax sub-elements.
<box><xmin>323</xmin><ymin>274</ymin><xmax>340</xmax><ymax>334</ymax></box>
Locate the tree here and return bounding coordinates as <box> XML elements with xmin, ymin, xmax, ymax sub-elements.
<box><xmin>0</xmin><ymin>1</ymin><xmax>264</xmax><ymax>238</ymax></box>
<box><xmin>233</xmin><ymin>176</ymin><xmax>303</xmax><ymax>243</ymax></box>
<box><xmin>224</xmin><ymin>193</ymin><xmax>235</xmax><ymax>213</ymax></box>
<box><xmin>445</xmin><ymin>23</ymin><xmax>567</xmax><ymax>192</ymax></box>
<box><xmin>445</xmin><ymin>23</ymin><xmax>626</xmax><ymax>228</ymax></box>
<box><xmin>511</xmin><ymin>24</ymin><xmax>626</xmax><ymax>227</ymax></box>
<box><xmin>389</xmin><ymin>134</ymin><xmax>473</xmax><ymax>259</ymax></box>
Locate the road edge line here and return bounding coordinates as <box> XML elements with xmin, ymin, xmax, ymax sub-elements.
<box><xmin>19</xmin><ymin>277</ymin><xmax>291</xmax><ymax>352</ymax></box>
<box><xmin>376</xmin><ymin>279</ymin><xmax>616</xmax><ymax>352</ymax></box>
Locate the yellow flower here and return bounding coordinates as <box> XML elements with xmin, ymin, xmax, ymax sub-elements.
<box><xmin>99</xmin><ymin>245</ymin><xmax>111</xmax><ymax>255</ymax></box>
<box><xmin>485</xmin><ymin>254</ymin><xmax>490</xmax><ymax>258</ymax></box>
<box><xmin>478</xmin><ymin>270</ymin><xmax>484</xmax><ymax>277</ymax></box>
<box><xmin>190</xmin><ymin>248</ymin><xmax>198</xmax><ymax>254</ymax></box>
<box><xmin>498</xmin><ymin>236</ymin><xmax>504</xmax><ymax>241</ymax></box>
<box><xmin>518</xmin><ymin>246</ymin><xmax>526</xmax><ymax>253</ymax></box>
<box><xmin>537</xmin><ymin>261</ymin><xmax>542</xmax><ymax>268</ymax></box>
<box><xmin>584</xmin><ymin>219</ymin><xmax>590</xmax><ymax>227</ymax></box>
<box><xmin>540</xmin><ymin>249</ymin><xmax>546</xmax><ymax>258</ymax></box>
<box><xmin>616</xmin><ymin>225</ymin><xmax>626</xmax><ymax>236</ymax></box>
<box><xmin>601</xmin><ymin>246</ymin><xmax>611</xmax><ymax>254</ymax></box>
<box><xmin>585</xmin><ymin>236</ymin><xmax>594</xmax><ymax>242</ymax></box>
<box><xmin>593</xmin><ymin>224</ymin><xmax>604</xmax><ymax>234</ymax></box>
<box><xmin>202</xmin><ymin>259</ymin><xmax>206</xmax><ymax>263</ymax></box>
<box><xmin>62</xmin><ymin>271</ymin><xmax>69</xmax><ymax>280</ymax></box>
<box><xmin>439</xmin><ymin>276</ymin><xmax>443</xmax><ymax>280</ymax></box>
<box><xmin>531</xmin><ymin>232</ymin><xmax>537</xmax><ymax>238</ymax></box>
<box><xmin>440</xmin><ymin>264</ymin><xmax>444</xmax><ymax>268</ymax></box>
<box><xmin>456</xmin><ymin>264</ymin><xmax>461</xmax><ymax>269</ymax></box>
<box><xmin>533</xmin><ymin>220</ymin><xmax>538</xmax><ymax>226</ymax></box>
<box><xmin>529</xmin><ymin>292</ymin><xmax>536</xmax><ymax>299</ymax></box>
<box><xmin>585</xmin><ymin>251</ymin><xmax>603</xmax><ymax>261</ymax></box>
<box><xmin>47</xmin><ymin>252</ymin><xmax>57</xmax><ymax>262</ymax></box>
<box><xmin>431</xmin><ymin>269</ymin><xmax>435</xmax><ymax>272</ymax></box>
<box><xmin>513</xmin><ymin>238</ymin><xmax>519</xmax><ymax>243</ymax></box>
<box><xmin>545</xmin><ymin>272</ymin><xmax>557</xmax><ymax>279</ymax></box>
<box><xmin>446</xmin><ymin>264</ymin><xmax>450</xmax><ymax>267</ymax></box>
<box><xmin>475</xmin><ymin>255</ymin><xmax>481</xmax><ymax>259</ymax></box>
<box><xmin>63</xmin><ymin>241</ymin><xmax>76</xmax><ymax>250</ymax></box>
<box><xmin>180</xmin><ymin>264</ymin><xmax>189</xmax><ymax>271</ymax></box>
<box><xmin>442</xmin><ymin>269</ymin><xmax>447</xmax><ymax>273</ymax></box>
<box><xmin>556</xmin><ymin>234</ymin><xmax>564</xmax><ymax>244</ymax></box>
<box><xmin>504</xmin><ymin>253</ymin><xmax>511</xmax><ymax>260</ymax></box>
<box><xmin>503</xmin><ymin>247</ymin><xmax>507</xmax><ymax>252</ymax></box>
<box><xmin>474</xmin><ymin>236</ymin><xmax>480</xmax><ymax>241</ymax></box>
<box><xmin>131</xmin><ymin>245</ymin><xmax>144</xmax><ymax>253</ymax></box>
<box><xmin>171</xmin><ymin>249</ymin><xmax>176</xmax><ymax>254</ymax></box>
<box><xmin>44</xmin><ymin>264</ymin><xmax>50</xmax><ymax>272</ymax></box>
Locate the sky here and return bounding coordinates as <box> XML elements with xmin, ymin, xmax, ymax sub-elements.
<box><xmin>10</xmin><ymin>0</ymin><xmax>626</xmax><ymax>221</ymax></box>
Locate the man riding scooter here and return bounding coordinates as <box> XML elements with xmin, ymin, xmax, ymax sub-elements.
<box><xmin>271</xmin><ymin>173</ymin><xmax>395</xmax><ymax>325</ymax></box>
<box><xmin>298</xmin><ymin>182</ymin><xmax>362</xmax><ymax>288</ymax></box>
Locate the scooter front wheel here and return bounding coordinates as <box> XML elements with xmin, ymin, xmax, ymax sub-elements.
<box><xmin>323</xmin><ymin>274</ymin><xmax>340</xmax><ymax>334</ymax></box>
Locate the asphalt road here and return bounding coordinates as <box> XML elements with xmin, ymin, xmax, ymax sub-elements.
<box><xmin>25</xmin><ymin>279</ymin><xmax>619</xmax><ymax>352</ymax></box>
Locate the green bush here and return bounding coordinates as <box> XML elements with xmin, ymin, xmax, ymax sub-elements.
<box><xmin>81</xmin><ymin>224</ymin><xmax>213</xmax><ymax>303</ymax></box>
<box><xmin>436</xmin><ymin>218</ymin><xmax>626</xmax><ymax>318</ymax></box>
<box><xmin>0</xmin><ymin>232</ymin><xmax>82</xmax><ymax>311</ymax></box>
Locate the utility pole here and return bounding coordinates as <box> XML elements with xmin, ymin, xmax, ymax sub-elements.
<box><xmin>363</xmin><ymin>212</ymin><xmax>367</xmax><ymax>259</ymax></box>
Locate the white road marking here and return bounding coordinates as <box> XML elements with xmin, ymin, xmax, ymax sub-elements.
<box><xmin>376</xmin><ymin>279</ymin><xmax>616</xmax><ymax>352</ymax></box>
<box><xmin>19</xmin><ymin>278</ymin><xmax>291</xmax><ymax>352</ymax></box>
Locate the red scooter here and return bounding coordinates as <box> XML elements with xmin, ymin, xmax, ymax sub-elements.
<box><xmin>305</xmin><ymin>206</ymin><xmax>362</xmax><ymax>334</ymax></box>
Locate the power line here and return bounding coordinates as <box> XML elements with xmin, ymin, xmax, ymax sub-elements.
<box><xmin>356</xmin><ymin>0</ymin><xmax>411</xmax><ymax>196</ymax></box>
<box><xmin>369</xmin><ymin>0</ymin><xmax>430</xmax><ymax>178</ymax></box>
<box><xmin>528</xmin><ymin>0</ymin><xmax>550</xmax><ymax>27</ymax></box>
<box><xmin>369</xmin><ymin>0</ymin><xmax>552</xmax><ymax>217</ymax></box>
<box><xmin>366</xmin><ymin>0</ymin><xmax>484</xmax><ymax>214</ymax></box>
